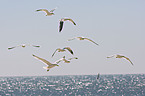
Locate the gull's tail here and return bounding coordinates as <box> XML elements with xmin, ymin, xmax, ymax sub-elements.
<box><xmin>43</xmin><ymin>66</ymin><xmax>48</xmax><ymax>69</ymax></box>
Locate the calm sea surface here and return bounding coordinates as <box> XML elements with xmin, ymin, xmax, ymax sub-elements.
<box><xmin>0</xmin><ymin>74</ymin><xmax>145</xmax><ymax>96</ymax></box>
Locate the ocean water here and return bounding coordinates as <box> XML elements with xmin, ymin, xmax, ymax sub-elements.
<box><xmin>0</xmin><ymin>74</ymin><xmax>145</xmax><ymax>96</ymax></box>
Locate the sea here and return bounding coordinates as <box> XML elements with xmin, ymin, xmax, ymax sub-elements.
<box><xmin>0</xmin><ymin>74</ymin><xmax>145</xmax><ymax>96</ymax></box>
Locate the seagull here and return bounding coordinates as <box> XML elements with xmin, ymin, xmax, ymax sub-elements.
<box><xmin>68</xmin><ymin>36</ymin><xmax>99</xmax><ymax>45</ymax></box>
<box><xmin>36</xmin><ymin>7</ymin><xmax>56</xmax><ymax>16</ymax></box>
<box><xmin>59</xmin><ymin>56</ymin><xmax>78</xmax><ymax>63</ymax></box>
<box><xmin>8</xmin><ymin>44</ymin><xmax>40</xmax><ymax>50</ymax></box>
<box><xmin>107</xmin><ymin>54</ymin><xmax>133</xmax><ymax>65</ymax></box>
<box><xmin>32</xmin><ymin>54</ymin><xmax>62</xmax><ymax>71</ymax></box>
<box><xmin>59</xmin><ymin>18</ymin><xmax>76</xmax><ymax>32</ymax></box>
<box><xmin>52</xmin><ymin>47</ymin><xmax>74</xmax><ymax>57</ymax></box>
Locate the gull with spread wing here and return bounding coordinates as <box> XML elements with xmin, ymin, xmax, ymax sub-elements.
<box><xmin>36</xmin><ymin>7</ymin><xmax>57</xmax><ymax>16</ymax></box>
<box><xmin>32</xmin><ymin>54</ymin><xmax>62</xmax><ymax>71</ymax></box>
<box><xmin>68</xmin><ymin>36</ymin><xmax>99</xmax><ymax>45</ymax></box>
<box><xmin>8</xmin><ymin>44</ymin><xmax>40</xmax><ymax>50</ymax></box>
<box><xmin>107</xmin><ymin>54</ymin><xmax>133</xmax><ymax>65</ymax></box>
<box><xmin>52</xmin><ymin>47</ymin><xmax>74</xmax><ymax>57</ymax></box>
<box><xmin>59</xmin><ymin>18</ymin><xmax>76</xmax><ymax>32</ymax></box>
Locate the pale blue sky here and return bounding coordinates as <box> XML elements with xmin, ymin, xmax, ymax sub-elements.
<box><xmin>0</xmin><ymin>0</ymin><xmax>145</xmax><ymax>76</ymax></box>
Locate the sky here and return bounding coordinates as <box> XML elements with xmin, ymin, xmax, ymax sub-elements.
<box><xmin>0</xmin><ymin>0</ymin><xmax>145</xmax><ymax>76</ymax></box>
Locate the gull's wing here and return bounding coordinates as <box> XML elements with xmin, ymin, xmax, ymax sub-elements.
<box><xmin>107</xmin><ymin>55</ymin><xmax>115</xmax><ymax>58</ymax></box>
<box><xmin>59</xmin><ymin>21</ymin><xmax>64</xmax><ymax>32</ymax></box>
<box><xmin>123</xmin><ymin>56</ymin><xmax>133</xmax><ymax>65</ymax></box>
<box><xmin>68</xmin><ymin>57</ymin><xmax>78</xmax><ymax>60</ymax></box>
<box><xmin>8</xmin><ymin>46</ymin><xmax>16</xmax><ymax>50</ymax></box>
<box><xmin>22</xmin><ymin>44</ymin><xmax>40</xmax><ymax>48</ymax></box>
<box><xmin>67</xmin><ymin>37</ymin><xmax>77</xmax><ymax>41</ymax></box>
<box><xmin>8</xmin><ymin>45</ymin><xmax>22</xmax><ymax>50</ymax></box>
<box><xmin>64</xmin><ymin>18</ymin><xmax>76</xmax><ymax>25</ymax></box>
<box><xmin>32</xmin><ymin>45</ymin><xmax>40</xmax><ymax>48</ymax></box>
<box><xmin>32</xmin><ymin>54</ymin><xmax>52</xmax><ymax>66</ymax></box>
<box><xmin>36</xmin><ymin>9</ymin><xmax>51</xmax><ymax>15</ymax></box>
<box><xmin>63</xmin><ymin>47</ymin><xmax>74</xmax><ymax>55</ymax></box>
<box><xmin>51</xmin><ymin>49</ymin><xmax>58</xmax><ymax>57</ymax></box>
<box><xmin>50</xmin><ymin>7</ymin><xmax>57</xmax><ymax>12</ymax></box>
<box><xmin>84</xmin><ymin>38</ymin><xmax>99</xmax><ymax>45</ymax></box>
<box><xmin>53</xmin><ymin>58</ymin><xmax>64</xmax><ymax>64</ymax></box>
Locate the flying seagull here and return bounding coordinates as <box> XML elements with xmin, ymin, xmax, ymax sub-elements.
<box><xmin>36</xmin><ymin>7</ymin><xmax>56</xmax><ymax>16</ymax></box>
<box><xmin>68</xmin><ymin>36</ymin><xmax>99</xmax><ymax>45</ymax></box>
<box><xmin>32</xmin><ymin>54</ymin><xmax>62</xmax><ymax>71</ymax></box>
<box><xmin>59</xmin><ymin>18</ymin><xmax>76</xmax><ymax>32</ymax></box>
<box><xmin>58</xmin><ymin>56</ymin><xmax>78</xmax><ymax>63</ymax></box>
<box><xmin>52</xmin><ymin>47</ymin><xmax>74</xmax><ymax>57</ymax></box>
<box><xmin>107</xmin><ymin>54</ymin><xmax>133</xmax><ymax>65</ymax></box>
<box><xmin>8</xmin><ymin>44</ymin><xmax>40</xmax><ymax>50</ymax></box>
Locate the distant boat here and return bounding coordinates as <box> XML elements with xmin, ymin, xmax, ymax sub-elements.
<box><xmin>97</xmin><ymin>73</ymin><xmax>100</xmax><ymax>79</ymax></box>
<box><xmin>68</xmin><ymin>36</ymin><xmax>99</xmax><ymax>45</ymax></box>
<box><xmin>8</xmin><ymin>44</ymin><xmax>40</xmax><ymax>50</ymax></box>
<box><xmin>107</xmin><ymin>54</ymin><xmax>133</xmax><ymax>65</ymax></box>
<box><xmin>59</xmin><ymin>18</ymin><xmax>76</xmax><ymax>32</ymax></box>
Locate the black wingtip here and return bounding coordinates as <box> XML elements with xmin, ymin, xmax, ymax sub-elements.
<box><xmin>59</xmin><ymin>21</ymin><xmax>64</xmax><ymax>32</ymax></box>
<box><xmin>71</xmin><ymin>51</ymin><xmax>74</xmax><ymax>55</ymax></box>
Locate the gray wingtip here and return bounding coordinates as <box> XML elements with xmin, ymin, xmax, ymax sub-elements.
<box><xmin>131</xmin><ymin>63</ymin><xmax>134</xmax><ymax>66</ymax></box>
<box><xmin>8</xmin><ymin>48</ymin><xmax>12</xmax><ymax>50</ymax></box>
<box><xmin>36</xmin><ymin>9</ymin><xmax>40</xmax><ymax>12</ymax></box>
<box><xmin>51</xmin><ymin>54</ymin><xmax>54</xmax><ymax>57</ymax></box>
<box><xmin>8</xmin><ymin>47</ymin><xmax>15</xmax><ymax>50</ymax></box>
<box><xmin>33</xmin><ymin>45</ymin><xmax>40</xmax><ymax>48</ymax></box>
<box><xmin>51</xmin><ymin>54</ymin><xmax>54</xmax><ymax>58</ymax></box>
<box><xmin>63</xmin><ymin>56</ymin><xmax>65</xmax><ymax>58</ymax></box>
